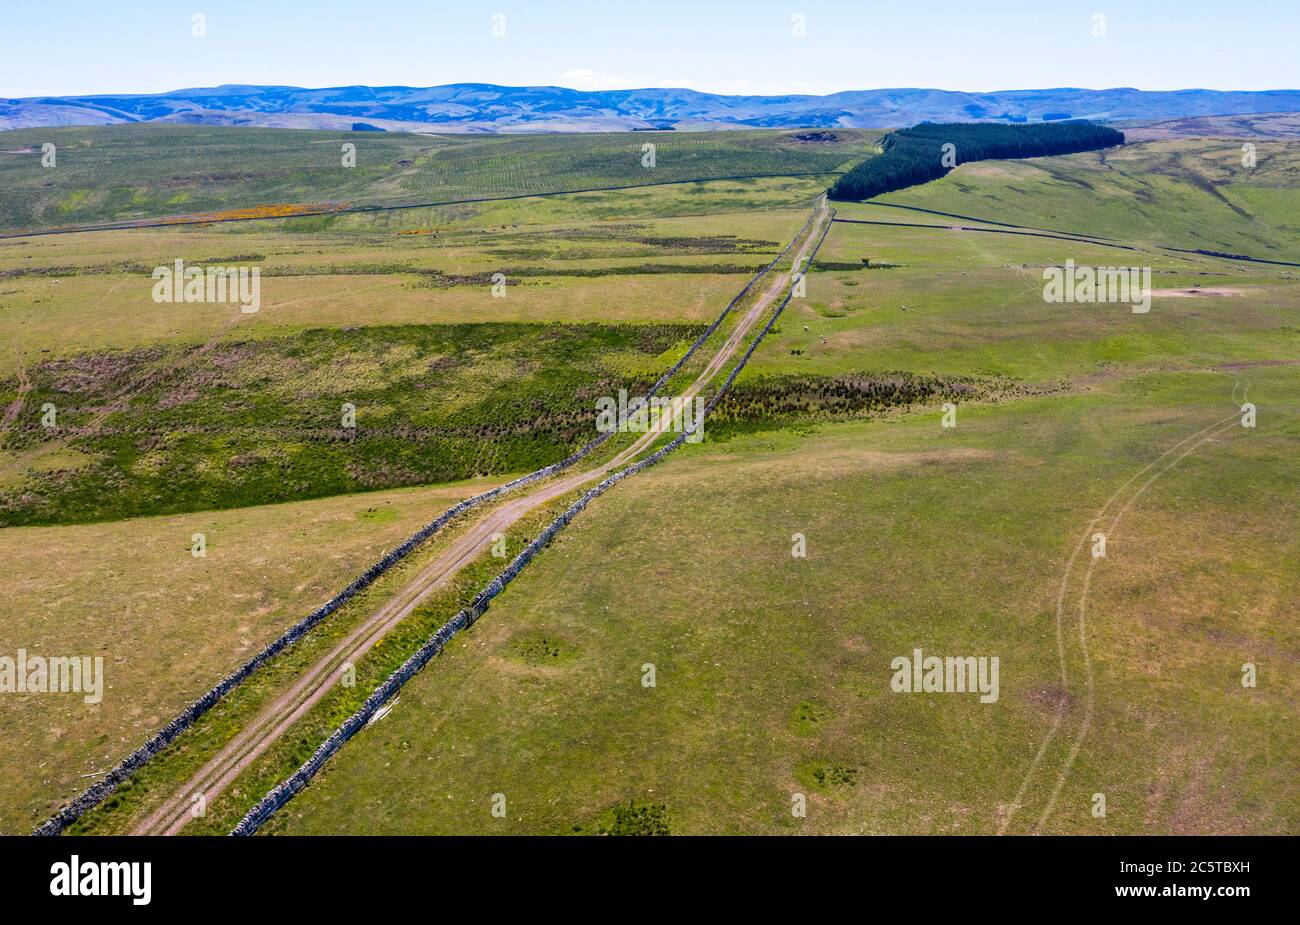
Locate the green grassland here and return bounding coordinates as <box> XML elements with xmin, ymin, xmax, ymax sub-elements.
<box><xmin>0</xmin><ymin>158</ymin><xmax>829</xmax><ymax>828</ymax></box>
<box><xmin>874</xmin><ymin>139</ymin><xmax>1300</xmax><ymax>261</ymax></box>
<box><xmin>269</xmin><ymin>214</ymin><xmax>1300</xmax><ymax>835</ymax></box>
<box><xmin>2</xmin><ymin>127</ymin><xmax>1296</xmax><ymax>836</ymax></box>
<box><xmin>50</xmin><ymin>220</ymin><xmax>820</xmax><ymax>836</ymax></box>
<box><xmin>272</xmin><ymin>374</ymin><xmax>1299</xmax><ymax>835</ymax></box>
<box><xmin>711</xmin><ymin>202</ymin><xmax>1299</xmax><ymax>454</ymax></box>
<box><xmin>0</xmin><ymin>191</ymin><xmax>818</xmax><ymax>377</ymax></box>
<box><xmin>0</xmin><ymin>474</ymin><xmax>504</xmax><ymax>830</ymax></box>
<box><xmin>0</xmin><ymin>183</ymin><xmax>828</xmax><ymax>526</ymax></box>
<box><xmin>9</xmin><ymin>221</ymin><xmax>1086</xmax><ymax>523</ymax></box>
<box><xmin>0</xmin><ymin>124</ymin><xmax>876</xmax><ymax>231</ymax></box>
<box><xmin>0</xmin><ymin>321</ymin><xmax>702</xmax><ymax>526</ymax></box>
<box><xmin>752</xmin><ymin>215</ymin><xmax>1300</xmax><ymax>383</ymax></box>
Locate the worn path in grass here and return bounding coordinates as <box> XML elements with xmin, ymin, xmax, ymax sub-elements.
<box><xmin>997</xmin><ymin>402</ymin><xmax>1245</xmax><ymax>835</ymax></box>
<box><xmin>132</xmin><ymin>199</ymin><xmax>831</xmax><ymax>835</ymax></box>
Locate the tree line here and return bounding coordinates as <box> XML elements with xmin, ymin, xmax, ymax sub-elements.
<box><xmin>828</xmin><ymin>121</ymin><xmax>1125</xmax><ymax>201</ymax></box>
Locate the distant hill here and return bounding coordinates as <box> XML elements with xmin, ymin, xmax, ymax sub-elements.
<box><xmin>5</xmin><ymin>84</ymin><xmax>1300</xmax><ymax>133</ymax></box>
<box><xmin>1121</xmin><ymin>111</ymin><xmax>1300</xmax><ymax>142</ymax></box>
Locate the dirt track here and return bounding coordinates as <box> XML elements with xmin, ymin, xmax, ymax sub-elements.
<box><xmin>132</xmin><ymin>198</ymin><xmax>830</xmax><ymax>835</ymax></box>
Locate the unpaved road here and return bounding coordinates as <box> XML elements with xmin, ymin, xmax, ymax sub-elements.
<box><xmin>132</xmin><ymin>198</ymin><xmax>830</xmax><ymax>835</ymax></box>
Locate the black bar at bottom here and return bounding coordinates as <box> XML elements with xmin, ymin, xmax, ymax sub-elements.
<box><xmin>0</xmin><ymin>834</ymin><xmax>1286</xmax><ymax>912</ymax></box>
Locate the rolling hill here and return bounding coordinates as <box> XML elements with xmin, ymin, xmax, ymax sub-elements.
<box><xmin>6</xmin><ymin>84</ymin><xmax>1300</xmax><ymax>133</ymax></box>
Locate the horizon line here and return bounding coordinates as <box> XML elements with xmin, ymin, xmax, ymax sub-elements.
<box><xmin>14</xmin><ymin>82</ymin><xmax>1300</xmax><ymax>101</ymax></box>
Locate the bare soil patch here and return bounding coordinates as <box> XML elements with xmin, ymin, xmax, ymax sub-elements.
<box><xmin>1151</xmin><ymin>287</ymin><xmax>1242</xmax><ymax>298</ymax></box>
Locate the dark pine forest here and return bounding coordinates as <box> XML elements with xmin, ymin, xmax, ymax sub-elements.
<box><xmin>828</xmin><ymin>121</ymin><xmax>1125</xmax><ymax>200</ymax></box>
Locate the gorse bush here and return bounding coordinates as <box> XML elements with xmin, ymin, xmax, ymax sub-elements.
<box><xmin>829</xmin><ymin>121</ymin><xmax>1124</xmax><ymax>201</ymax></box>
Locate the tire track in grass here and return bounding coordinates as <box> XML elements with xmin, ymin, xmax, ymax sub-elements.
<box><xmin>876</xmin><ymin>194</ymin><xmax>1258</xmax><ymax>832</ymax></box>
<box><xmin>999</xmin><ymin>398</ymin><xmax>1244</xmax><ymax>835</ymax></box>
<box><xmin>1034</xmin><ymin>412</ymin><xmax>1242</xmax><ymax>831</ymax></box>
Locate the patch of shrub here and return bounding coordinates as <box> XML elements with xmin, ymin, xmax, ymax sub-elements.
<box><xmin>571</xmin><ymin>800</ymin><xmax>671</xmax><ymax>836</ymax></box>
<box><xmin>706</xmin><ymin>370</ymin><xmax>1011</xmax><ymax>437</ymax></box>
<box><xmin>795</xmin><ymin>760</ymin><xmax>858</xmax><ymax>792</ymax></box>
<box><xmin>505</xmin><ymin>632</ymin><xmax>580</xmax><ymax>666</ymax></box>
<box><xmin>0</xmin><ymin>321</ymin><xmax>705</xmax><ymax>526</ymax></box>
<box><xmin>791</xmin><ymin>701</ymin><xmax>833</xmax><ymax>736</ymax></box>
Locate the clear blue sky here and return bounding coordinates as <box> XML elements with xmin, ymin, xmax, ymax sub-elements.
<box><xmin>4</xmin><ymin>0</ymin><xmax>1297</xmax><ymax>98</ymax></box>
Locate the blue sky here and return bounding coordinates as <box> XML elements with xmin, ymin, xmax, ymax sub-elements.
<box><xmin>4</xmin><ymin>0</ymin><xmax>1297</xmax><ymax>98</ymax></box>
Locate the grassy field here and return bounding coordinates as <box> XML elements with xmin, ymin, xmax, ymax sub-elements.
<box><xmin>0</xmin><ymin>188</ymin><xmax>824</xmax><ymax>525</ymax></box>
<box><xmin>268</xmin><ymin>368</ymin><xmax>1298</xmax><ymax>835</ymax></box>
<box><xmin>0</xmin><ymin>196</ymin><xmax>818</xmax><ymax>375</ymax></box>
<box><xmin>0</xmin><ymin>156</ymin><xmax>824</xmax><ymax>828</ymax></box>
<box><xmin>2</xmin><ymin>128</ymin><xmax>1296</xmax><ymax>837</ymax></box>
<box><xmin>0</xmin><ymin>124</ymin><xmax>876</xmax><ymax>231</ymax></box>
<box><xmin>0</xmin><ymin>474</ymin><xmax>506</xmax><ymax>831</ymax></box>
<box><xmin>268</xmin><ymin>216</ymin><xmax>1300</xmax><ymax>835</ymax></box>
<box><xmin>0</xmin><ymin>321</ymin><xmax>703</xmax><ymax>526</ymax></box>
<box><xmin>874</xmin><ymin>139</ymin><xmax>1300</xmax><ymax>261</ymax></box>
<box><xmin>750</xmin><ymin>213</ymin><xmax>1300</xmax><ymax>383</ymax></box>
